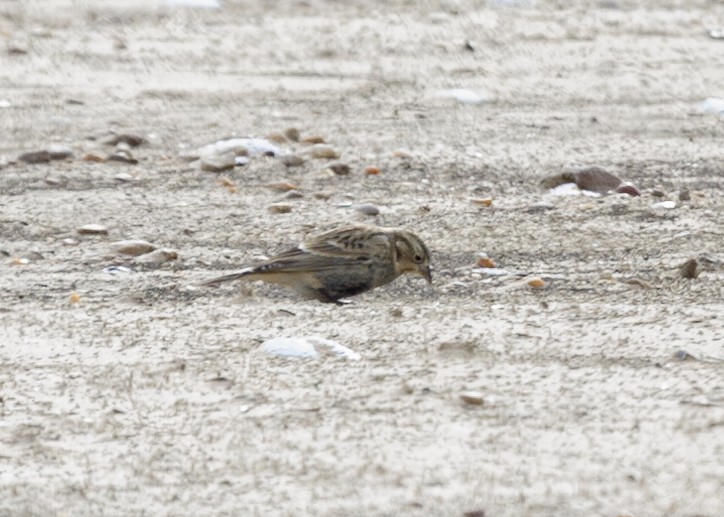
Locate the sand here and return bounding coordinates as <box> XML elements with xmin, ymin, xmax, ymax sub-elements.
<box><xmin>1</xmin><ymin>1</ymin><xmax>723</xmax><ymax>515</ymax></box>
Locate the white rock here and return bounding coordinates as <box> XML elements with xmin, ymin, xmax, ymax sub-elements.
<box><xmin>109</xmin><ymin>239</ymin><xmax>158</xmax><ymax>256</ymax></box>
<box><xmin>651</xmin><ymin>200</ymin><xmax>676</xmax><ymax>209</ymax></box>
<box><xmin>259</xmin><ymin>336</ymin><xmax>360</xmax><ymax>360</ymax></box>
<box><xmin>698</xmin><ymin>98</ymin><xmax>724</xmax><ymax>118</ymax></box>
<box><xmin>437</xmin><ymin>88</ymin><xmax>487</xmax><ymax>104</ymax></box>
<box><xmin>548</xmin><ymin>182</ymin><xmax>601</xmax><ymax>197</ymax></box>
<box><xmin>198</xmin><ymin>137</ymin><xmax>281</xmax><ymax>158</ymax></box>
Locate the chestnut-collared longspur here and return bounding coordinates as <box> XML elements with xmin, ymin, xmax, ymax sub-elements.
<box><xmin>200</xmin><ymin>224</ymin><xmax>432</xmax><ymax>303</ymax></box>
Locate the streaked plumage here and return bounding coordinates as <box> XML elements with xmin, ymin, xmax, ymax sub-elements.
<box><xmin>200</xmin><ymin>224</ymin><xmax>432</xmax><ymax>302</ymax></box>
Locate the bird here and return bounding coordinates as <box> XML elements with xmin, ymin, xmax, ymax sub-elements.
<box><xmin>199</xmin><ymin>224</ymin><xmax>432</xmax><ymax>303</ymax></box>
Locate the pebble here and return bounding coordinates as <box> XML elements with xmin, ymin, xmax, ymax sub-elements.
<box><xmin>19</xmin><ymin>144</ymin><xmax>73</xmax><ymax>164</ymax></box>
<box><xmin>102</xmin><ymin>265</ymin><xmax>134</xmax><ymax>275</ymax></box>
<box><xmin>282</xmin><ymin>154</ymin><xmax>305</xmax><ymax>167</ymax></box>
<box><xmin>133</xmin><ymin>248</ymin><xmax>178</xmax><ymax>265</ymax></box>
<box><xmin>109</xmin><ymin>239</ymin><xmax>158</xmax><ymax>257</ymax></box>
<box><xmin>679</xmin><ymin>258</ymin><xmax>700</xmax><ymax>279</ymax></box>
<box><xmin>471</xmin><ymin>197</ymin><xmax>493</xmax><ymax>207</ymax></box>
<box><xmin>82</xmin><ymin>151</ymin><xmax>107</xmax><ymax>162</ymax></box>
<box><xmin>311</xmin><ymin>144</ymin><xmax>339</xmax><ymax>159</ymax></box>
<box><xmin>525</xmin><ymin>202</ymin><xmax>556</xmax><ymax>213</ymax></box>
<box><xmin>259</xmin><ymin>336</ymin><xmax>360</xmax><ymax>360</ymax></box>
<box><xmin>268</xmin><ymin>203</ymin><xmax>293</xmax><ymax>214</ymax></box>
<box><xmin>459</xmin><ymin>391</ymin><xmax>485</xmax><ymax>406</ymax></box>
<box><xmin>284</xmin><ymin>127</ymin><xmax>300</xmax><ymax>142</ymax></box>
<box><xmin>99</xmin><ymin>132</ymin><xmax>144</xmax><ymax>147</ymax></box>
<box><xmin>201</xmin><ymin>152</ymin><xmax>236</xmax><ymax>172</ymax></box>
<box><xmin>62</xmin><ymin>238</ymin><xmax>79</xmax><ymax>246</ymax></box>
<box><xmin>265</xmin><ymin>181</ymin><xmax>298</xmax><ymax>192</ymax></box>
<box><xmin>476</xmin><ymin>255</ymin><xmax>496</xmax><ymax>268</ymax></box>
<box><xmin>69</xmin><ymin>292</ymin><xmax>81</xmax><ymax>304</ymax></box>
<box><xmin>328</xmin><ymin>163</ymin><xmax>350</xmax><ymax>175</ymax></box>
<box><xmin>77</xmin><ymin>224</ymin><xmax>109</xmax><ymax>235</ymax></box>
<box><xmin>198</xmin><ymin>137</ymin><xmax>281</xmax><ymax>158</ymax></box>
<box><xmin>114</xmin><ymin>172</ymin><xmax>138</xmax><ymax>183</ymax></box>
<box><xmin>302</xmin><ymin>136</ymin><xmax>325</xmax><ymax>144</ymax></box>
<box><xmin>438</xmin><ymin>88</ymin><xmax>487</xmax><ymax>104</ymax></box>
<box><xmin>266</xmin><ymin>132</ymin><xmax>287</xmax><ymax>144</ymax></box>
<box><xmin>678</xmin><ymin>188</ymin><xmax>691</xmax><ymax>201</ymax></box>
<box><xmin>527</xmin><ymin>277</ymin><xmax>546</xmax><ymax>289</ymax></box>
<box><xmin>364</xmin><ymin>165</ymin><xmax>381</xmax><ymax>175</ymax></box>
<box><xmin>698</xmin><ymin>97</ymin><xmax>724</xmax><ymax>117</ymax></box>
<box><xmin>107</xmin><ymin>150</ymin><xmax>138</xmax><ymax>164</ymax></box>
<box><xmin>353</xmin><ymin>203</ymin><xmax>380</xmax><ymax>216</ymax></box>
<box><xmin>651</xmin><ymin>200</ymin><xmax>676</xmax><ymax>210</ymax></box>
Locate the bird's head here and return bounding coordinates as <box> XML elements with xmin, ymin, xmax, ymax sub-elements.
<box><xmin>394</xmin><ymin>231</ymin><xmax>432</xmax><ymax>283</ymax></box>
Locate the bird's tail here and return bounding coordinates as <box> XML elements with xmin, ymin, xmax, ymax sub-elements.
<box><xmin>198</xmin><ymin>267</ymin><xmax>255</xmax><ymax>287</ymax></box>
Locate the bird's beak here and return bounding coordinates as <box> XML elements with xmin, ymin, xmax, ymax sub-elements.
<box><xmin>420</xmin><ymin>265</ymin><xmax>432</xmax><ymax>284</ymax></box>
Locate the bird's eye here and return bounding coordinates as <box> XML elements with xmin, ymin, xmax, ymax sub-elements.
<box><xmin>414</xmin><ymin>254</ymin><xmax>423</xmax><ymax>263</ymax></box>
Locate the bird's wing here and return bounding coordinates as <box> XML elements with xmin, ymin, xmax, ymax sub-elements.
<box><xmin>304</xmin><ymin>226</ymin><xmax>393</xmax><ymax>259</ymax></box>
<box><xmin>254</xmin><ymin>227</ymin><xmax>393</xmax><ymax>274</ymax></box>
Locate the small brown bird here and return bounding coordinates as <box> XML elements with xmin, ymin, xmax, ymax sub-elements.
<box><xmin>200</xmin><ymin>224</ymin><xmax>432</xmax><ymax>303</ymax></box>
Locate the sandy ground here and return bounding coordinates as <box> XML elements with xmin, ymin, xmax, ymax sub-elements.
<box><xmin>1</xmin><ymin>0</ymin><xmax>724</xmax><ymax>515</ymax></box>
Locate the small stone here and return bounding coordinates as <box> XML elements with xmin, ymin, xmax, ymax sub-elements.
<box><xmin>284</xmin><ymin>127</ymin><xmax>300</xmax><ymax>142</ymax></box>
<box><xmin>282</xmin><ymin>191</ymin><xmax>304</xmax><ymax>200</ymax></box>
<box><xmin>268</xmin><ymin>204</ymin><xmax>293</xmax><ymax>214</ymax></box>
<box><xmin>266</xmin><ymin>132</ymin><xmax>287</xmax><ymax>144</ymax></box>
<box><xmin>19</xmin><ymin>145</ymin><xmax>73</xmax><ymax>163</ymax></box>
<box><xmin>311</xmin><ymin>144</ymin><xmax>339</xmax><ymax>159</ymax></box>
<box><xmin>62</xmin><ymin>238</ymin><xmax>79</xmax><ymax>246</ymax></box>
<box><xmin>201</xmin><ymin>152</ymin><xmax>236</xmax><ymax>172</ymax></box>
<box><xmin>133</xmin><ymin>248</ymin><xmax>178</xmax><ymax>265</ymax></box>
<box><xmin>259</xmin><ymin>336</ymin><xmax>360</xmax><ymax>360</ymax></box>
<box><xmin>678</xmin><ymin>187</ymin><xmax>691</xmax><ymax>201</ymax></box>
<box><xmin>651</xmin><ymin>200</ymin><xmax>676</xmax><ymax>210</ymax></box>
<box><xmin>69</xmin><ymin>292</ymin><xmax>81</xmax><ymax>304</ymax></box>
<box><xmin>679</xmin><ymin>258</ymin><xmax>700</xmax><ymax>279</ymax></box>
<box><xmin>282</xmin><ymin>154</ymin><xmax>305</xmax><ymax>167</ymax></box>
<box><xmin>6</xmin><ymin>40</ymin><xmax>29</xmax><ymax>55</ymax></box>
<box><xmin>114</xmin><ymin>172</ymin><xmax>137</xmax><ymax>183</ymax></box>
<box><xmin>526</xmin><ymin>203</ymin><xmax>556</xmax><ymax>213</ymax></box>
<box><xmin>527</xmin><ymin>277</ymin><xmax>545</xmax><ymax>289</ymax></box>
<box><xmin>471</xmin><ymin>197</ymin><xmax>493</xmax><ymax>207</ymax></box>
<box><xmin>77</xmin><ymin>224</ymin><xmax>108</xmax><ymax>235</ymax></box>
<box><xmin>266</xmin><ymin>181</ymin><xmax>298</xmax><ymax>192</ymax></box>
<box><xmin>476</xmin><ymin>256</ymin><xmax>496</xmax><ymax>268</ymax></box>
<box><xmin>364</xmin><ymin>165</ymin><xmax>381</xmax><ymax>175</ymax></box>
<box><xmin>108</xmin><ymin>150</ymin><xmax>138</xmax><ymax>164</ymax></box>
<box><xmin>328</xmin><ymin>163</ymin><xmax>350</xmax><ymax>176</ymax></box>
<box><xmin>11</xmin><ymin>257</ymin><xmax>30</xmax><ymax>266</ymax></box>
<box><xmin>615</xmin><ymin>183</ymin><xmax>641</xmax><ymax>197</ymax></box>
<box><xmin>438</xmin><ymin>88</ymin><xmax>487</xmax><ymax>104</ymax></box>
<box><xmin>302</xmin><ymin>136</ymin><xmax>325</xmax><ymax>144</ymax></box>
<box><xmin>672</xmin><ymin>349</ymin><xmax>700</xmax><ymax>361</ymax></box>
<box><xmin>99</xmin><ymin>132</ymin><xmax>144</xmax><ymax>147</ymax></box>
<box><xmin>459</xmin><ymin>391</ymin><xmax>485</xmax><ymax>406</ymax></box>
<box><xmin>82</xmin><ymin>151</ymin><xmax>107</xmax><ymax>162</ymax></box>
<box><xmin>353</xmin><ymin>203</ymin><xmax>380</xmax><ymax>216</ymax></box>
<box><xmin>109</xmin><ymin>239</ymin><xmax>158</xmax><ymax>257</ymax></box>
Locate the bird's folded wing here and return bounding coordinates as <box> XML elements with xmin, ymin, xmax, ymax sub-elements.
<box><xmin>255</xmin><ymin>247</ymin><xmax>372</xmax><ymax>274</ymax></box>
<box><xmin>303</xmin><ymin>228</ymin><xmax>392</xmax><ymax>258</ymax></box>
